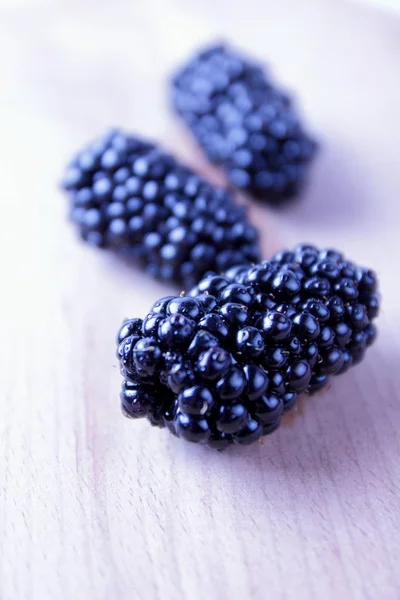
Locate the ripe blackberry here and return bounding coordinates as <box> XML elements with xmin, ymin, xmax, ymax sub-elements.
<box><xmin>62</xmin><ymin>129</ymin><xmax>260</xmax><ymax>288</ymax></box>
<box><xmin>117</xmin><ymin>244</ymin><xmax>380</xmax><ymax>449</ymax></box>
<box><xmin>171</xmin><ymin>43</ymin><xmax>317</xmax><ymax>203</ymax></box>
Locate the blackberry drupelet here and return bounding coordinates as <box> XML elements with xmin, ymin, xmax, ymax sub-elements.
<box><xmin>117</xmin><ymin>244</ymin><xmax>380</xmax><ymax>449</ymax></box>
<box><xmin>171</xmin><ymin>43</ymin><xmax>318</xmax><ymax>203</ymax></box>
<box><xmin>62</xmin><ymin>129</ymin><xmax>260</xmax><ymax>288</ymax></box>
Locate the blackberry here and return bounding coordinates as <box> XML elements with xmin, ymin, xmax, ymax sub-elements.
<box><xmin>62</xmin><ymin>129</ymin><xmax>260</xmax><ymax>288</ymax></box>
<box><xmin>117</xmin><ymin>244</ymin><xmax>380</xmax><ymax>449</ymax></box>
<box><xmin>171</xmin><ymin>43</ymin><xmax>317</xmax><ymax>203</ymax></box>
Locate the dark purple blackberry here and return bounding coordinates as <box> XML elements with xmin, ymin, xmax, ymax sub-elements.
<box><xmin>62</xmin><ymin>129</ymin><xmax>260</xmax><ymax>288</ymax></box>
<box><xmin>117</xmin><ymin>244</ymin><xmax>380</xmax><ymax>448</ymax></box>
<box><xmin>171</xmin><ymin>43</ymin><xmax>317</xmax><ymax>203</ymax></box>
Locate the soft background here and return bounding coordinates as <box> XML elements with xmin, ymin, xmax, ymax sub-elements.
<box><xmin>1</xmin><ymin>1</ymin><xmax>400</xmax><ymax>599</ymax></box>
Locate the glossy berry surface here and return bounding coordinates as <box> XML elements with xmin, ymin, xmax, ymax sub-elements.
<box><xmin>62</xmin><ymin>129</ymin><xmax>260</xmax><ymax>288</ymax></box>
<box><xmin>117</xmin><ymin>244</ymin><xmax>380</xmax><ymax>449</ymax></box>
<box><xmin>171</xmin><ymin>43</ymin><xmax>317</xmax><ymax>203</ymax></box>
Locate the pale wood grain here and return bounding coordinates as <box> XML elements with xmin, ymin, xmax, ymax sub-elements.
<box><xmin>0</xmin><ymin>1</ymin><xmax>400</xmax><ymax>599</ymax></box>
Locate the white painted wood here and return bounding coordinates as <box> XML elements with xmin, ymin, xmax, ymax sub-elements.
<box><xmin>0</xmin><ymin>1</ymin><xmax>400</xmax><ymax>599</ymax></box>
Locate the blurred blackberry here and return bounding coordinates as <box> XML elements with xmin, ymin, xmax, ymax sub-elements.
<box><xmin>171</xmin><ymin>43</ymin><xmax>318</xmax><ymax>203</ymax></box>
<box><xmin>116</xmin><ymin>244</ymin><xmax>380</xmax><ymax>449</ymax></box>
<box><xmin>62</xmin><ymin>129</ymin><xmax>260</xmax><ymax>288</ymax></box>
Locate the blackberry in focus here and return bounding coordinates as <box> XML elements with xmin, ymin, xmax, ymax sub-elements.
<box><xmin>171</xmin><ymin>43</ymin><xmax>318</xmax><ymax>203</ymax></box>
<box><xmin>62</xmin><ymin>129</ymin><xmax>260</xmax><ymax>288</ymax></box>
<box><xmin>117</xmin><ymin>244</ymin><xmax>380</xmax><ymax>449</ymax></box>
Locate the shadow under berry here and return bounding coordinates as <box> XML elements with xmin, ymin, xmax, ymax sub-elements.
<box><xmin>164</xmin><ymin>336</ymin><xmax>399</xmax><ymax>492</ymax></box>
<box><xmin>284</xmin><ymin>137</ymin><xmax>376</xmax><ymax>230</ymax></box>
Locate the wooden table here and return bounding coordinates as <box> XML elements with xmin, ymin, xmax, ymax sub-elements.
<box><xmin>1</xmin><ymin>1</ymin><xmax>400</xmax><ymax>598</ymax></box>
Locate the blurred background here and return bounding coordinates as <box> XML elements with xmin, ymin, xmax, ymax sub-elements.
<box><xmin>1</xmin><ymin>1</ymin><xmax>400</xmax><ymax>599</ymax></box>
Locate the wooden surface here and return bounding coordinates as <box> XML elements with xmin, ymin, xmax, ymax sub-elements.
<box><xmin>1</xmin><ymin>1</ymin><xmax>400</xmax><ymax>599</ymax></box>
